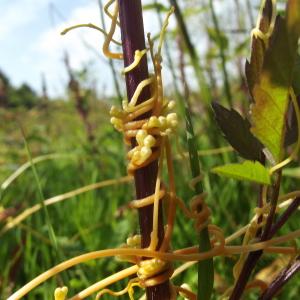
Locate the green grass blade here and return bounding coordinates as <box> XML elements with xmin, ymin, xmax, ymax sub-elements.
<box><xmin>184</xmin><ymin>100</ymin><xmax>214</xmax><ymax>300</ymax></box>
<box><xmin>20</xmin><ymin>125</ymin><xmax>58</xmax><ymax>250</ymax></box>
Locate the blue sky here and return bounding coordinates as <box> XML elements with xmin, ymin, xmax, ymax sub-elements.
<box><xmin>0</xmin><ymin>0</ymin><xmax>167</xmax><ymax>98</ymax></box>
<box><xmin>0</xmin><ymin>0</ymin><xmax>261</xmax><ymax>98</ymax></box>
<box><xmin>0</xmin><ymin>0</ymin><xmax>123</xmax><ymax>97</ymax></box>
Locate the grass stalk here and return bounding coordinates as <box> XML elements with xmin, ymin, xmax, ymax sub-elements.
<box><xmin>186</xmin><ymin>100</ymin><xmax>214</xmax><ymax>300</ymax></box>
<box><xmin>153</xmin><ymin>0</ymin><xmax>181</xmax><ymax>99</ymax></box>
<box><xmin>169</xmin><ymin>0</ymin><xmax>211</xmax><ymax>105</ymax></box>
<box><xmin>20</xmin><ymin>125</ymin><xmax>58</xmax><ymax>250</ymax></box>
<box><xmin>208</xmin><ymin>0</ymin><xmax>232</xmax><ymax>107</ymax></box>
<box><xmin>246</xmin><ymin>0</ymin><xmax>255</xmax><ymax>28</ymax></box>
<box><xmin>179</xmin><ymin>55</ymin><xmax>214</xmax><ymax>299</ymax></box>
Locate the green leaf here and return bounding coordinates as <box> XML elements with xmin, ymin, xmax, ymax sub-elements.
<box><xmin>251</xmin><ymin>84</ymin><xmax>288</xmax><ymax>162</ymax></box>
<box><xmin>245</xmin><ymin>0</ymin><xmax>274</xmax><ymax>99</ymax></box>
<box><xmin>212</xmin><ymin>102</ymin><xmax>263</xmax><ymax>161</ymax></box>
<box><xmin>251</xmin><ymin>2</ymin><xmax>300</xmax><ymax>162</ymax></box>
<box><xmin>212</xmin><ymin>161</ymin><xmax>271</xmax><ymax>185</ymax></box>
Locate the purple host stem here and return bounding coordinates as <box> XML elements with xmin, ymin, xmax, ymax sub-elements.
<box><xmin>117</xmin><ymin>1</ymin><xmax>171</xmax><ymax>299</ymax></box>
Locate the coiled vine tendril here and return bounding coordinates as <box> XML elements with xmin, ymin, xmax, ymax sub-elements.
<box><xmin>7</xmin><ymin>1</ymin><xmax>300</xmax><ymax>299</ymax></box>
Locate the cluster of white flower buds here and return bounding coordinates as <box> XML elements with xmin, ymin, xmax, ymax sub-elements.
<box><xmin>116</xmin><ymin>235</ymin><xmax>141</xmax><ymax>263</ymax></box>
<box><xmin>110</xmin><ymin>79</ymin><xmax>178</xmax><ymax>169</ymax></box>
<box><xmin>137</xmin><ymin>258</ymin><xmax>169</xmax><ymax>280</ymax></box>
<box><xmin>110</xmin><ymin>105</ymin><xmax>126</xmax><ymax>132</ymax></box>
<box><xmin>144</xmin><ymin>112</ymin><xmax>178</xmax><ymax>136</ymax></box>
<box><xmin>126</xmin><ymin>234</ymin><xmax>141</xmax><ymax>248</ymax></box>
<box><xmin>128</xmin><ymin>130</ymin><xmax>156</xmax><ymax>165</ymax></box>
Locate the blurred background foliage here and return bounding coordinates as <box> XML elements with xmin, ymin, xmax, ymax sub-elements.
<box><xmin>0</xmin><ymin>0</ymin><xmax>299</xmax><ymax>299</ymax></box>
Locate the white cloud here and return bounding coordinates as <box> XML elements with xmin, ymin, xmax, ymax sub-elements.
<box><xmin>0</xmin><ymin>0</ymin><xmax>47</xmax><ymax>41</ymax></box>
<box><xmin>1</xmin><ymin>0</ymin><xmax>178</xmax><ymax>98</ymax></box>
<box><xmin>34</xmin><ymin>4</ymin><xmax>100</xmax><ymax>66</ymax></box>
<box><xmin>30</xmin><ymin>2</ymin><xmax>117</xmax><ymax>97</ymax></box>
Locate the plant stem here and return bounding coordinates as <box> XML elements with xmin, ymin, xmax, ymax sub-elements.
<box><xmin>171</xmin><ymin>0</ymin><xmax>223</xmax><ymax>150</ymax></box>
<box><xmin>246</xmin><ymin>0</ymin><xmax>255</xmax><ymax>28</ymax></box>
<box><xmin>269</xmin><ymin>197</ymin><xmax>300</xmax><ymax>237</ymax></box>
<box><xmin>64</xmin><ymin>53</ymin><xmax>95</xmax><ymax>145</ymax></box>
<box><xmin>169</xmin><ymin>0</ymin><xmax>211</xmax><ymax>105</ymax></box>
<box><xmin>229</xmin><ymin>171</ymin><xmax>283</xmax><ymax>300</ymax></box>
<box><xmin>186</xmin><ymin>99</ymin><xmax>214</xmax><ymax>300</ymax></box>
<box><xmin>179</xmin><ymin>48</ymin><xmax>214</xmax><ymax>300</ymax></box>
<box><xmin>209</xmin><ymin>0</ymin><xmax>232</xmax><ymax>107</ymax></box>
<box><xmin>262</xmin><ymin>171</ymin><xmax>282</xmax><ymax>240</ymax></box>
<box><xmin>98</xmin><ymin>0</ymin><xmax>122</xmax><ymax>104</ymax></box>
<box><xmin>117</xmin><ymin>1</ymin><xmax>171</xmax><ymax>299</ymax></box>
<box><xmin>259</xmin><ymin>256</ymin><xmax>300</xmax><ymax>300</ymax></box>
<box><xmin>256</xmin><ymin>155</ymin><xmax>266</xmax><ymax>236</ymax></box>
<box><xmin>154</xmin><ymin>0</ymin><xmax>181</xmax><ymax>99</ymax></box>
<box><xmin>20</xmin><ymin>124</ymin><xmax>58</xmax><ymax>250</ymax></box>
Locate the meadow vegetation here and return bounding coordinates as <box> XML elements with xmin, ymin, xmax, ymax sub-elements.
<box><xmin>1</xmin><ymin>0</ymin><xmax>299</xmax><ymax>299</ymax></box>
